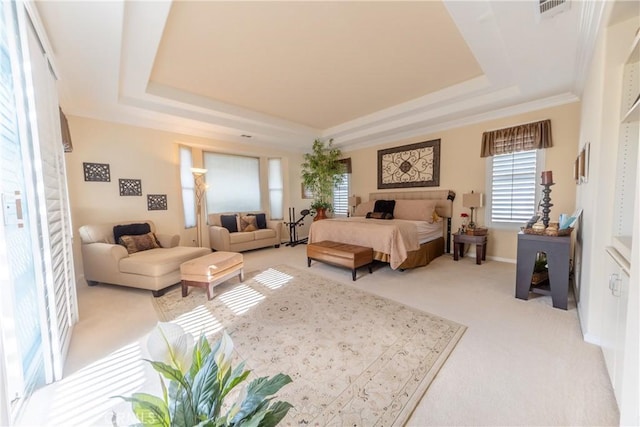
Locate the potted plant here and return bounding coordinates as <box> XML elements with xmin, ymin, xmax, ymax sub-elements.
<box><xmin>116</xmin><ymin>324</ymin><xmax>292</xmax><ymax>426</ymax></box>
<box><xmin>301</xmin><ymin>138</ymin><xmax>345</xmax><ymax>221</ymax></box>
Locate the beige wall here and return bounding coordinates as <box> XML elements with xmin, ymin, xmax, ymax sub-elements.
<box><xmin>65</xmin><ymin>116</ymin><xmax>299</xmax><ymax>279</ymax></box>
<box><xmin>66</xmin><ymin>103</ymin><xmax>581</xmax><ymax>280</ymax></box>
<box><xmin>343</xmin><ymin>102</ymin><xmax>582</xmax><ymax>261</ymax></box>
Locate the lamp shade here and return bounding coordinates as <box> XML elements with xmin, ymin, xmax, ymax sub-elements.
<box><xmin>348</xmin><ymin>196</ymin><xmax>361</xmax><ymax>207</ymax></box>
<box><xmin>191</xmin><ymin>167</ymin><xmax>207</xmax><ymax>176</ymax></box>
<box><xmin>462</xmin><ymin>192</ymin><xmax>484</xmax><ymax>208</ymax></box>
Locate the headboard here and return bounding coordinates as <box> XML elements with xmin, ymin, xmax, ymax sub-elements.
<box><xmin>368</xmin><ymin>190</ymin><xmax>454</xmax><ymax>218</ymax></box>
<box><xmin>368</xmin><ymin>190</ymin><xmax>456</xmax><ymax>253</ymax></box>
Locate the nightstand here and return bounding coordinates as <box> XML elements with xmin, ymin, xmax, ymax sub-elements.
<box><xmin>453</xmin><ymin>233</ymin><xmax>488</xmax><ymax>265</ymax></box>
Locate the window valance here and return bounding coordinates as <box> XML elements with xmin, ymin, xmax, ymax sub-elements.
<box><xmin>480</xmin><ymin>119</ymin><xmax>552</xmax><ymax>157</ymax></box>
<box><xmin>339</xmin><ymin>157</ymin><xmax>352</xmax><ymax>173</ymax></box>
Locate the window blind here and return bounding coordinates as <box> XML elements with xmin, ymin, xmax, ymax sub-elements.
<box><xmin>332</xmin><ymin>173</ymin><xmax>349</xmax><ymax>217</ymax></box>
<box><xmin>491</xmin><ymin>149</ymin><xmax>537</xmax><ymax>223</ymax></box>
<box><xmin>204</xmin><ymin>152</ymin><xmax>261</xmax><ymax>214</ymax></box>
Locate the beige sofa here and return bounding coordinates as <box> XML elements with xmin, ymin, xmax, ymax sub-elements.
<box><xmin>79</xmin><ymin>220</ymin><xmax>211</xmax><ymax>296</ymax></box>
<box><xmin>208</xmin><ymin>213</ymin><xmax>282</xmax><ymax>252</ymax></box>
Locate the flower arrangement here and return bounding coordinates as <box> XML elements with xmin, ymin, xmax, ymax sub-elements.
<box><xmin>460</xmin><ymin>212</ymin><xmax>469</xmax><ymax>231</ymax></box>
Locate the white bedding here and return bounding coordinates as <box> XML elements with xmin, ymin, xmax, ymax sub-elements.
<box><xmin>412</xmin><ymin>219</ymin><xmax>444</xmax><ymax>244</ymax></box>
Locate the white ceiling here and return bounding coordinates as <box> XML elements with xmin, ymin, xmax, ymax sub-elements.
<box><xmin>35</xmin><ymin>1</ymin><xmax>606</xmax><ymax>152</ymax></box>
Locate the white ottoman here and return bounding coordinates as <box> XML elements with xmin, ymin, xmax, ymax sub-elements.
<box><xmin>180</xmin><ymin>251</ymin><xmax>244</xmax><ymax>300</ymax></box>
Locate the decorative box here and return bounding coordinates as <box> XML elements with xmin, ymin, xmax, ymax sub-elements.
<box><xmin>466</xmin><ymin>227</ymin><xmax>488</xmax><ymax>236</ymax></box>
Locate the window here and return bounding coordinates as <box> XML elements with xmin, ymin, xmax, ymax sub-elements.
<box><xmin>204</xmin><ymin>152</ymin><xmax>260</xmax><ymax>213</ymax></box>
<box><xmin>179</xmin><ymin>146</ymin><xmax>196</xmax><ymax>228</ymax></box>
<box><xmin>332</xmin><ymin>173</ymin><xmax>350</xmax><ymax>217</ymax></box>
<box><xmin>489</xmin><ymin>149</ymin><xmax>539</xmax><ymax>224</ymax></box>
<box><xmin>332</xmin><ymin>158</ymin><xmax>351</xmax><ymax>217</ymax></box>
<box><xmin>268</xmin><ymin>158</ymin><xmax>283</xmax><ymax>220</ymax></box>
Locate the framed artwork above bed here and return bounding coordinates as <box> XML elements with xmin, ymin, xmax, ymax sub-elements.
<box><xmin>377</xmin><ymin>139</ymin><xmax>440</xmax><ymax>189</ymax></box>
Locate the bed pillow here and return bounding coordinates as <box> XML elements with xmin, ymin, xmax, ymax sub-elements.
<box><xmin>373</xmin><ymin>200</ymin><xmax>396</xmax><ymax>215</ymax></box>
<box><xmin>118</xmin><ymin>232</ymin><xmax>161</xmax><ymax>254</ymax></box>
<box><xmin>393</xmin><ymin>199</ymin><xmax>438</xmax><ymax>222</ymax></box>
<box><xmin>113</xmin><ymin>222</ymin><xmax>151</xmax><ymax>244</ymax></box>
<box><xmin>220</xmin><ymin>214</ymin><xmax>239</xmax><ymax>233</ymax></box>
<box><xmin>239</xmin><ymin>215</ymin><xmax>258</xmax><ymax>232</ymax></box>
<box><xmin>366</xmin><ymin>211</ymin><xmax>394</xmax><ymax>220</ymax></box>
<box><xmin>353</xmin><ymin>200</ymin><xmax>375</xmax><ymax>217</ymax></box>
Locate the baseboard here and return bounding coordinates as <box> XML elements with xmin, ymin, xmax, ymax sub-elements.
<box><xmin>486</xmin><ymin>255</ymin><xmax>516</xmax><ymax>263</ymax></box>
<box><xmin>583</xmin><ymin>332</ymin><xmax>601</xmax><ymax>346</ymax></box>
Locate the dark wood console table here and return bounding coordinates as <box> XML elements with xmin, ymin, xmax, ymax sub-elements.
<box><xmin>515</xmin><ymin>232</ymin><xmax>570</xmax><ymax>310</ymax></box>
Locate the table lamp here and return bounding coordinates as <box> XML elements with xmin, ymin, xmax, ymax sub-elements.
<box><xmin>348</xmin><ymin>195</ymin><xmax>361</xmax><ymax>216</ymax></box>
<box><xmin>462</xmin><ymin>191</ymin><xmax>484</xmax><ymax>229</ymax></box>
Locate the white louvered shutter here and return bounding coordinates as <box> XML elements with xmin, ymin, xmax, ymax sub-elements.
<box><xmin>25</xmin><ymin>14</ymin><xmax>77</xmax><ymax>381</ymax></box>
<box><xmin>332</xmin><ymin>173</ymin><xmax>349</xmax><ymax>217</ymax></box>
<box><xmin>490</xmin><ymin>149</ymin><xmax>538</xmax><ymax>223</ymax></box>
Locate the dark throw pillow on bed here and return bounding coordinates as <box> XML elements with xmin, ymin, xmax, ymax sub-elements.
<box><xmin>220</xmin><ymin>214</ymin><xmax>239</xmax><ymax>233</ymax></box>
<box><xmin>366</xmin><ymin>211</ymin><xmax>394</xmax><ymax>220</ymax></box>
<box><xmin>113</xmin><ymin>222</ymin><xmax>151</xmax><ymax>244</ymax></box>
<box><xmin>373</xmin><ymin>199</ymin><xmax>396</xmax><ymax>216</ymax></box>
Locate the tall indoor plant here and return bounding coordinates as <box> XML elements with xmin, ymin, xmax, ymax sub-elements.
<box><xmin>301</xmin><ymin>138</ymin><xmax>345</xmax><ymax>220</ymax></box>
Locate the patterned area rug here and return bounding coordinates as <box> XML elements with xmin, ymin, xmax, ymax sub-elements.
<box><xmin>152</xmin><ymin>264</ymin><xmax>466</xmax><ymax>426</ymax></box>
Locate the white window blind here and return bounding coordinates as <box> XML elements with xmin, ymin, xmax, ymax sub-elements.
<box><xmin>204</xmin><ymin>152</ymin><xmax>261</xmax><ymax>213</ymax></box>
<box><xmin>179</xmin><ymin>146</ymin><xmax>196</xmax><ymax>228</ymax></box>
<box><xmin>490</xmin><ymin>149</ymin><xmax>538</xmax><ymax>223</ymax></box>
<box><xmin>268</xmin><ymin>158</ymin><xmax>283</xmax><ymax>220</ymax></box>
<box><xmin>332</xmin><ymin>173</ymin><xmax>349</xmax><ymax>217</ymax></box>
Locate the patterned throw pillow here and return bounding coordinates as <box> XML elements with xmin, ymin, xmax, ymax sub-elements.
<box><xmin>118</xmin><ymin>232</ymin><xmax>161</xmax><ymax>254</ymax></box>
<box><xmin>113</xmin><ymin>222</ymin><xmax>151</xmax><ymax>244</ymax></box>
<box><xmin>366</xmin><ymin>211</ymin><xmax>394</xmax><ymax>220</ymax></box>
<box><xmin>239</xmin><ymin>215</ymin><xmax>258</xmax><ymax>232</ymax></box>
<box><xmin>248</xmin><ymin>213</ymin><xmax>267</xmax><ymax>229</ymax></box>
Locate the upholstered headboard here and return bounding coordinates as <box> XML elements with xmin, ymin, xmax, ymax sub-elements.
<box><xmin>368</xmin><ymin>190</ymin><xmax>456</xmax><ymax>253</ymax></box>
<box><xmin>368</xmin><ymin>190</ymin><xmax>454</xmax><ymax>218</ymax></box>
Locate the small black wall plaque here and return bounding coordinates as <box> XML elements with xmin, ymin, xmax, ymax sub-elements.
<box><xmin>147</xmin><ymin>194</ymin><xmax>167</xmax><ymax>211</ymax></box>
<box><xmin>119</xmin><ymin>179</ymin><xmax>142</xmax><ymax>196</ymax></box>
<box><xmin>83</xmin><ymin>162</ymin><xmax>110</xmax><ymax>182</ymax></box>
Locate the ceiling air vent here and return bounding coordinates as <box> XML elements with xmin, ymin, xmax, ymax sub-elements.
<box><xmin>538</xmin><ymin>0</ymin><xmax>570</xmax><ymax>19</ymax></box>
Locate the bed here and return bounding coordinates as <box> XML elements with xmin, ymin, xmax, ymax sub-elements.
<box><xmin>308</xmin><ymin>190</ymin><xmax>454</xmax><ymax>270</ymax></box>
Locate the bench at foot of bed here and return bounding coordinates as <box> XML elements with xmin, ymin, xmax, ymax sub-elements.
<box><xmin>307</xmin><ymin>241</ymin><xmax>373</xmax><ymax>281</ymax></box>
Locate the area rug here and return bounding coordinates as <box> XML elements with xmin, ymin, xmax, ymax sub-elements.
<box><xmin>152</xmin><ymin>264</ymin><xmax>466</xmax><ymax>426</ymax></box>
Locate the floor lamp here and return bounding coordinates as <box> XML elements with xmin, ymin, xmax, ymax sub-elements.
<box><xmin>191</xmin><ymin>168</ymin><xmax>207</xmax><ymax>247</ymax></box>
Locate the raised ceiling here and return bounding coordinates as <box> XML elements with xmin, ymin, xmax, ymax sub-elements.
<box><xmin>151</xmin><ymin>2</ymin><xmax>482</xmax><ymax>129</ymax></box>
<box><xmin>35</xmin><ymin>1</ymin><xmax>607</xmax><ymax>151</ymax></box>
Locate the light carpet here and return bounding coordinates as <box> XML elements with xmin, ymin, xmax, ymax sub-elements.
<box><xmin>152</xmin><ymin>264</ymin><xmax>466</xmax><ymax>426</ymax></box>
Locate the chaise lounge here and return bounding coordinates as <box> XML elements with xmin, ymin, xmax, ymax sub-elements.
<box><xmin>79</xmin><ymin>220</ymin><xmax>211</xmax><ymax>296</ymax></box>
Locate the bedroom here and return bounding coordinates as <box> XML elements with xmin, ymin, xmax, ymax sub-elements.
<box><xmin>1</xmin><ymin>1</ymin><xmax>638</xmax><ymax>426</ymax></box>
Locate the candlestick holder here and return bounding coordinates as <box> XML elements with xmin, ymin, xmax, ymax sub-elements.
<box><xmin>540</xmin><ymin>182</ymin><xmax>554</xmax><ymax>227</ymax></box>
